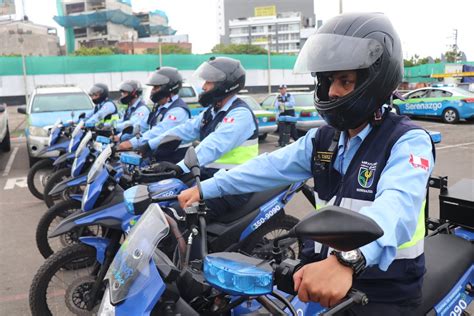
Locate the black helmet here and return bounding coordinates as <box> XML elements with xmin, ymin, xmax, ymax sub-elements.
<box><xmin>119</xmin><ymin>80</ymin><xmax>142</xmax><ymax>105</ymax></box>
<box><xmin>146</xmin><ymin>67</ymin><xmax>183</xmax><ymax>103</ymax></box>
<box><xmin>294</xmin><ymin>12</ymin><xmax>403</xmax><ymax>130</ymax></box>
<box><xmin>194</xmin><ymin>57</ymin><xmax>246</xmax><ymax>107</ymax></box>
<box><xmin>89</xmin><ymin>83</ymin><xmax>109</xmax><ymax>105</ymax></box>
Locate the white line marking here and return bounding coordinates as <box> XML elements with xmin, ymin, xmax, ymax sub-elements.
<box><xmin>436</xmin><ymin>142</ymin><xmax>474</xmax><ymax>150</ymax></box>
<box><xmin>2</xmin><ymin>147</ymin><xmax>18</xmax><ymax>177</ymax></box>
<box><xmin>4</xmin><ymin>176</ymin><xmax>27</xmax><ymax>190</ymax></box>
<box><xmin>267</xmin><ymin>134</ymin><xmax>279</xmax><ymax>139</ymax></box>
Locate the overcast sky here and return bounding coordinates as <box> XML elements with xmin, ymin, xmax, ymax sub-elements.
<box><xmin>15</xmin><ymin>0</ymin><xmax>474</xmax><ymax>60</ymax></box>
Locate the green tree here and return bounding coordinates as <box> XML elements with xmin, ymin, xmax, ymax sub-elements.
<box><xmin>146</xmin><ymin>44</ymin><xmax>191</xmax><ymax>55</ymax></box>
<box><xmin>444</xmin><ymin>50</ymin><xmax>462</xmax><ymax>63</ymax></box>
<box><xmin>211</xmin><ymin>44</ymin><xmax>268</xmax><ymax>55</ymax></box>
<box><xmin>74</xmin><ymin>46</ymin><xmax>116</xmax><ymax>56</ymax></box>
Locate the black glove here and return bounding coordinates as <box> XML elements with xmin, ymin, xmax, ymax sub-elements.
<box><xmin>149</xmin><ymin>161</ymin><xmax>183</xmax><ymax>176</ymax></box>
<box><xmin>138</xmin><ymin>142</ymin><xmax>153</xmax><ymax>158</ymax></box>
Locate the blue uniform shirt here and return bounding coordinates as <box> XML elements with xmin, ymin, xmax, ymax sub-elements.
<box><xmin>129</xmin><ymin>95</ymin><xmax>189</xmax><ymax>149</ymax></box>
<box><xmin>274</xmin><ymin>93</ymin><xmax>296</xmax><ymax>112</ymax></box>
<box><xmin>115</xmin><ymin>98</ymin><xmax>150</xmax><ymax>133</ymax></box>
<box><xmin>200</xmin><ymin>124</ymin><xmax>434</xmax><ymax>271</ymax></box>
<box><xmin>85</xmin><ymin>100</ymin><xmax>116</xmax><ymax>125</ymax></box>
<box><xmin>147</xmin><ymin>95</ymin><xmax>256</xmax><ymax>173</ymax></box>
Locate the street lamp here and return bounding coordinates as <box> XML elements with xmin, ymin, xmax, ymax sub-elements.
<box><xmin>267</xmin><ymin>34</ymin><xmax>272</xmax><ymax>94</ymax></box>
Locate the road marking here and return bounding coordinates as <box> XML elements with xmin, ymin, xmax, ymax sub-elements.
<box><xmin>436</xmin><ymin>142</ymin><xmax>474</xmax><ymax>150</ymax></box>
<box><xmin>3</xmin><ymin>177</ymin><xmax>27</xmax><ymax>190</ymax></box>
<box><xmin>266</xmin><ymin>134</ymin><xmax>279</xmax><ymax>139</ymax></box>
<box><xmin>2</xmin><ymin>146</ymin><xmax>18</xmax><ymax>177</ymax></box>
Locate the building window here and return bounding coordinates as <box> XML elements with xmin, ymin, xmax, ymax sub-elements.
<box><xmin>73</xmin><ymin>27</ymin><xmax>87</xmax><ymax>38</ymax></box>
<box><xmin>90</xmin><ymin>25</ymin><xmax>107</xmax><ymax>36</ymax></box>
<box><xmin>88</xmin><ymin>0</ymin><xmax>106</xmax><ymax>10</ymax></box>
<box><xmin>66</xmin><ymin>3</ymin><xmax>85</xmax><ymax>14</ymax></box>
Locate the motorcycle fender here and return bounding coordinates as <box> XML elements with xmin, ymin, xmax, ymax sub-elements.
<box><xmin>70</xmin><ymin>194</ymin><xmax>83</xmax><ymax>201</ymax></box>
<box><xmin>48</xmin><ymin>174</ymin><xmax>87</xmax><ymax>196</ymax></box>
<box><xmin>53</xmin><ymin>152</ymin><xmax>75</xmax><ymax>167</ymax></box>
<box><xmin>79</xmin><ymin>236</ymin><xmax>110</xmax><ymax>265</ymax></box>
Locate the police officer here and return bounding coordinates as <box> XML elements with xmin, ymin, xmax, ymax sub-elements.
<box><xmin>118</xmin><ymin>67</ymin><xmax>191</xmax><ymax>163</ymax></box>
<box><xmin>85</xmin><ymin>83</ymin><xmax>118</xmax><ymax>126</ymax></box>
<box><xmin>143</xmin><ymin>56</ymin><xmax>259</xmax><ymax>219</ymax></box>
<box><xmin>114</xmin><ymin>80</ymin><xmax>150</xmax><ymax>140</ymax></box>
<box><xmin>179</xmin><ymin>13</ymin><xmax>434</xmax><ymax>315</ymax></box>
<box><xmin>275</xmin><ymin>84</ymin><xmax>297</xmax><ymax>146</ymax></box>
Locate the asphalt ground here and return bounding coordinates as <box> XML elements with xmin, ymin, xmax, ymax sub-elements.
<box><xmin>0</xmin><ymin>111</ymin><xmax>473</xmax><ymax>315</ymax></box>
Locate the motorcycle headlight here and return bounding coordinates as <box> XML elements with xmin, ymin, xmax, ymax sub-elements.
<box><xmin>97</xmin><ymin>286</ymin><xmax>115</xmax><ymax>316</ymax></box>
<box><xmin>29</xmin><ymin>126</ymin><xmax>48</xmax><ymax>137</ymax></box>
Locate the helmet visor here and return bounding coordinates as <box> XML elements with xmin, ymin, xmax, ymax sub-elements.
<box><xmin>89</xmin><ymin>85</ymin><xmax>104</xmax><ymax>96</ymax></box>
<box><xmin>193</xmin><ymin>62</ymin><xmax>227</xmax><ymax>82</ymax></box>
<box><xmin>293</xmin><ymin>33</ymin><xmax>383</xmax><ymax>74</ymax></box>
<box><xmin>146</xmin><ymin>73</ymin><xmax>170</xmax><ymax>86</ymax></box>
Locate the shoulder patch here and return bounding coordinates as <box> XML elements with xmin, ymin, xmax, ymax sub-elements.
<box><xmin>223</xmin><ymin>117</ymin><xmax>234</xmax><ymax>123</ymax></box>
<box><xmin>409</xmin><ymin>154</ymin><xmax>429</xmax><ymax>171</ymax></box>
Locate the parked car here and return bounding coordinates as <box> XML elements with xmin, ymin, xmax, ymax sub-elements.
<box><xmin>17</xmin><ymin>85</ymin><xmax>94</xmax><ymax>165</ymax></box>
<box><xmin>238</xmin><ymin>95</ymin><xmax>277</xmax><ymax>141</ymax></box>
<box><xmin>393</xmin><ymin>85</ymin><xmax>474</xmax><ymax>124</ymax></box>
<box><xmin>260</xmin><ymin>91</ymin><xmax>326</xmax><ymax>136</ymax></box>
<box><xmin>0</xmin><ymin>103</ymin><xmax>10</xmax><ymax>152</ymax></box>
<box><xmin>142</xmin><ymin>82</ymin><xmax>201</xmax><ymax>114</ymax></box>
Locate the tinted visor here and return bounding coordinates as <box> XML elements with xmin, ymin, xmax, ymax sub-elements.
<box><xmin>193</xmin><ymin>62</ymin><xmax>226</xmax><ymax>82</ymax></box>
<box><xmin>146</xmin><ymin>72</ymin><xmax>170</xmax><ymax>86</ymax></box>
<box><xmin>293</xmin><ymin>34</ymin><xmax>383</xmax><ymax>74</ymax></box>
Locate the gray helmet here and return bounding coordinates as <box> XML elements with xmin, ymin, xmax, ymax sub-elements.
<box><xmin>89</xmin><ymin>83</ymin><xmax>109</xmax><ymax>104</ymax></box>
<box><xmin>146</xmin><ymin>67</ymin><xmax>183</xmax><ymax>103</ymax></box>
<box><xmin>193</xmin><ymin>56</ymin><xmax>246</xmax><ymax>107</ymax></box>
<box><xmin>294</xmin><ymin>12</ymin><xmax>403</xmax><ymax>130</ymax></box>
<box><xmin>119</xmin><ymin>80</ymin><xmax>142</xmax><ymax>105</ymax></box>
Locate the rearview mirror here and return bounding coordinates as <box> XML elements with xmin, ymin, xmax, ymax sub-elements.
<box><xmin>78</xmin><ymin>112</ymin><xmax>86</xmax><ymax>119</ymax></box>
<box><xmin>289</xmin><ymin>206</ymin><xmax>384</xmax><ymax>251</ymax></box>
<box><xmin>183</xmin><ymin>146</ymin><xmax>200</xmax><ymax>178</ymax></box>
<box><xmin>0</xmin><ymin>104</ymin><xmax>5</xmax><ymax>113</ymax></box>
<box><xmin>17</xmin><ymin>106</ymin><xmax>27</xmax><ymax>114</ymax></box>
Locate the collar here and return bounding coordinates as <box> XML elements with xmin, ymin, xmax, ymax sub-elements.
<box><xmin>129</xmin><ymin>98</ymin><xmax>142</xmax><ymax>109</ymax></box>
<box><xmin>212</xmin><ymin>95</ymin><xmax>238</xmax><ymax>115</ymax></box>
<box><xmin>160</xmin><ymin>95</ymin><xmax>179</xmax><ymax>109</ymax></box>
<box><xmin>338</xmin><ymin>123</ymin><xmax>372</xmax><ymax>150</ymax></box>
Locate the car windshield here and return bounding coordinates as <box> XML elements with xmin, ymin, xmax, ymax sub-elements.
<box><xmin>31</xmin><ymin>93</ymin><xmax>93</xmax><ymax>113</ymax></box>
<box><xmin>179</xmin><ymin>86</ymin><xmax>196</xmax><ymax>98</ymax></box>
<box><xmin>294</xmin><ymin>93</ymin><xmax>314</xmax><ymax>107</ymax></box>
<box><xmin>239</xmin><ymin>96</ymin><xmax>262</xmax><ymax>111</ymax></box>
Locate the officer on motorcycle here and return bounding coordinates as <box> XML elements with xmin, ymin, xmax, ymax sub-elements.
<box><xmin>114</xmin><ymin>80</ymin><xmax>150</xmax><ymax>141</ymax></box>
<box><xmin>118</xmin><ymin>67</ymin><xmax>191</xmax><ymax>162</ymax></box>
<box><xmin>179</xmin><ymin>12</ymin><xmax>435</xmax><ymax>314</ymax></box>
<box><xmin>85</xmin><ymin>83</ymin><xmax>118</xmax><ymax>126</ymax></box>
<box><xmin>143</xmin><ymin>56</ymin><xmax>259</xmax><ymax>218</ymax></box>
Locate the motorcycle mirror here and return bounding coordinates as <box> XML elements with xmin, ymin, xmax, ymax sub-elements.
<box><xmin>288</xmin><ymin>206</ymin><xmax>384</xmax><ymax>252</ymax></box>
<box><xmin>183</xmin><ymin>146</ymin><xmax>200</xmax><ymax>178</ymax></box>
<box><xmin>78</xmin><ymin>112</ymin><xmax>86</xmax><ymax>119</ymax></box>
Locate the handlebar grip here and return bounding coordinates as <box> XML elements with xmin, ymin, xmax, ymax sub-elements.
<box><xmin>151</xmin><ymin>195</ymin><xmax>179</xmax><ymax>202</ymax></box>
<box><xmin>321</xmin><ymin>289</ymin><xmax>368</xmax><ymax>316</ymax></box>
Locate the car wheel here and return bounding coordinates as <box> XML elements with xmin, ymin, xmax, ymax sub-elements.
<box><xmin>442</xmin><ymin>108</ymin><xmax>459</xmax><ymax>124</ymax></box>
<box><xmin>1</xmin><ymin>124</ymin><xmax>10</xmax><ymax>152</ymax></box>
<box><xmin>258</xmin><ymin>133</ymin><xmax>267</xmax><ymax>142</ymax></box>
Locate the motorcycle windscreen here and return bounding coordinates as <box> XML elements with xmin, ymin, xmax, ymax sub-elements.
<box><xmin>105</xmin><ymin>203</ymin><xmax>170</xmax><ymax>305</ymax></box>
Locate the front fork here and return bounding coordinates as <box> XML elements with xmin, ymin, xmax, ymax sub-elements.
<box><xmin>80</xmin><ymin>230</ymin><xmax>123</xmax><ymax>311</ymax></box>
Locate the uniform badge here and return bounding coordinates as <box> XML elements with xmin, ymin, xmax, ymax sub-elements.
<box><xmin>168</xmin><ymin>115</ymin><xmax>177</xmax><ymax>121</ymax></box>
<box><xmin>358</xmin><ymin>161</ymin><xmax>377</xmax><ymax>189</ymax></box>
<box><xmin>223</xmin><ymin>117</ymin><xmax>234</xmax><ymax>123</ymax></box>
<box><xmin>409</xmin><ymin>154</ymin><xmax>429</xmax><ymax>171</ymax></box>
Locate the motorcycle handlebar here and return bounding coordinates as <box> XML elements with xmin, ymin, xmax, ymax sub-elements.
<box><xmin>321</xmin><ymin>289</ymin><xmax>368</xmax><ymax>316</ymax></box>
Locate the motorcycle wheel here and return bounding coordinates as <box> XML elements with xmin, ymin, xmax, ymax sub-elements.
<box><xmin>241</xmin><ymin>214</ymin><xmax>301</xmax><ymax>260</ymax></box>
<box><xmin>43</xmin><ymin>168</ymin><xmax>75</xmax><ymax>208</ymax></box>
<box><xmin>29</xmin><ymin>244</ymin><xmax>103</xmax><ymax>316</ymax></box>
<box><xmin>27</xmin><ymin>159</ymin><xmax>54</xmax><ymax>200</ymax></box>
<box><xmin>36</xmin><ymin>200</ymin><xmax>103</xmax><ymax>259</ymax></box>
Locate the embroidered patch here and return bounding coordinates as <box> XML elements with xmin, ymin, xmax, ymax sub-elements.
<box><xmin>223</xmin><ymin>117</ymin><xmax>234</xmax><ymax>123</ymax></box>
<box><xmin>136</xmin><ymin>112</ymin><xmax>144</xmax><ymax>117</ymax></box>
<box><xmin>315</xmin><ymin>151</ymin><xmax>333</xmax><ymax>163</ymax></box>
<box><xmin>409</xmin><ymin>154</ymin><xmax>429</xmax><ymax>171</ymax></box>
<box><xmin>168</xmin><ymin>115</ymin><xmax>177</xmax><ymax>121</ymax></box>
<box><xmin>357</xmin><ymin>161</ymin><xmax>377</xmax><ymax>189</ymax></box>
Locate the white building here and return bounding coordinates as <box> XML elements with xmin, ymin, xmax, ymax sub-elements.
<box><xmin>228</xmin><ymin>12</ymin><xmax>303</xmax><ymax>54</ymax></box>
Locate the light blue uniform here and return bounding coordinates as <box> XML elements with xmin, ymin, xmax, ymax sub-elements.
<box><xmin>147</xmin><ymin>95</ymin><xmax>255</xmax><ymax>173</ymax></box>
<box><xmin>115</xmin><ymin>98</ymin><xmax>150</xmax><ymax>133</ymax></box>
<box><xmin>200</xmin><ymin>124</ymin><xmax>434</xmax><ymax>271</ymax></box>
<box><xmin>85</xmin><ymin>100</ymin><xmax>116</xmax><ymax>125</ymax></box>
<box><xmin>129</xmin><ymin>95</ymin><xmax>189</xmax><ymax>149</ymax></box>
<box><xmin>274</xmin><ymin>93</ymin><xmax>295</xmax><ymax>112</ymax></box>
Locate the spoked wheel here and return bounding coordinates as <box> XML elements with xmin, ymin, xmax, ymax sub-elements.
<box><xmin>241</xmin><ymin>214</ymin><xmax>301</xmax><ymax>260</ymax></box>
<box><xmin>27</xmin><ymin>159</ymin><xmax>54</xmax><ymax>200</ymax></box>
<box><xmin>36</xmin><ymin>200</ymin><xmax>104</xmax><ymax>259</ymax></box>
<box><xmin>43</xmin><ymin>168</ymin><xmax>81</xmax><ymax>208</ymax></box>
<box><xmin>29</xmin><ymin>244</ymin><xmax>103</xmax><ymax>316</ymax></box>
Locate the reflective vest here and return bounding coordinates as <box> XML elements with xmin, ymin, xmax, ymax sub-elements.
<box><xmin>147</xmin><ymin>97</ymin><xmax>191</xmax><ymax>128</ymax></box>
<box><xmin>95</xmin><ymin>99</ymin><xmax>119</xmax><ymax>124</ymax></box>
<box><xmin>199</xmin><ymin>98</ymin><xmax>259</xmax><ymax>171</ymax></box>
<box><xmin>309</xmin><ymin>112</ymin><xmax>435</xmax><ymax>303</ymax></box>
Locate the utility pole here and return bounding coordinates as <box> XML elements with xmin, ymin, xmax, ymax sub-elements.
<box><xmin>267</xmin><ymin>34</ymin><xmax>272</xmax><ymax>94</ymax></box>
<box><xmin>20</xmin><ymin>0</ymin><xmax>29</xmax><ymax>106</ymax></box>
<box><xmin>158</xmin><ymin>33</ymin><xmax>162</xmax><ymax>67</ymax></box>
<box><xmin>339</xmin><ymin>0</ymin><xmax>343</xmax><ymax>14</ymax></box>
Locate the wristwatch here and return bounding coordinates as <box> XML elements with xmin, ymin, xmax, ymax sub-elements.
<box><xmin>331</xmin><ymin>249</ymin><xmax>366</xmax><ymax>277</ymax></box>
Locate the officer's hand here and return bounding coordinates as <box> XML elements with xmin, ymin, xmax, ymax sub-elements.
<box><xmin>150</xmin><ymin>161</ymin><xmax>183</xmax><ymax>176</ymax></box>
<box><xmin>138</xmin><ymin>142</ymin><xmax>153</xmax><ymax>157</ymax></box>
<box><xmin>293</xmin><ymin>255</ymin><xmax>353</xmax><ymax>308</ymax></box>
<box><xmin>178</xmin><ymin>186</ymin><xmax>200</xmax><ymax>209</ymax></box>
<box><xmin>112</xmin><ymin>135</ymin><xmax>120</xmax><ymax>143</ymax></box>
<box><xmin>118</xmin><ymin>141</ymin><xmax>132</xmax><ymax>151</ymax></box>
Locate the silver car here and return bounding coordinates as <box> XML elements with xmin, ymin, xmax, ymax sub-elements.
<box><xmin>0</xmin><ymin>103</ymin><xmax>10</xmax><ymax>152</ymax></box>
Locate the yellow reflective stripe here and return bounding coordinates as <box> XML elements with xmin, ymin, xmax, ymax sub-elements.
<box><xmin>101</xmin><ymin>114</ymin><xmax>120</xmax><ymax>124</ymax></box>
<box><xmin>398</xmin><ymin>200</ymin><xmax>425</xmax><ymax>250</ymax></box>
<box><xmin>214</xmin><ymin>143</ymin><xmax>258</xmax><ymax>165</ymax></box>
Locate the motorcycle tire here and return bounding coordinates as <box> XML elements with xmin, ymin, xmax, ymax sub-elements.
<box><xmin>29</xmin><ymin>244</ymin><xmax>101</xmax><ymax>316</ymax></box>
<box><xmin>43</xmin><ymin>167</ymin><xmax>73</xmax><ymax>208</ymax></box>
<box><xmin>240</xmin><ymin>214</ymin><xmax>301</xmax><ymax>260</ymax></box>
<box><xmin>27</xmin><ymin>159</ymin><xmax>54</xmax><ymax>200</ymax></box>
<box><xmin>36</xmin><ymin>199</ymin><xmax>83</xmax><ymax>259</ymax></box>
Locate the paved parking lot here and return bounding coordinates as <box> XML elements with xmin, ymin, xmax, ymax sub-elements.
<box><xmin>0</xmin><ymin>111</ymin><xmax>473</xmax><ymax>315</ymax></box>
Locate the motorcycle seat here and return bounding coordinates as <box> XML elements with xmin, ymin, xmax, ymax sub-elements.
<box><xmin>415</xmin><ymin>233</ymin><xmax>474</xmax><ymax>314</ymax></box>
<box><xmin>216</xmin><ymin>186</ymin><xmax>288</xmax><ymax>224</ymax></box>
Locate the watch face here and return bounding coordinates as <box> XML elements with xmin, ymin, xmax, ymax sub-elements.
<box><xmin>341</xmin><ymin>250</ymin><xmax>360</xmax><ymax>262</ymax></box>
